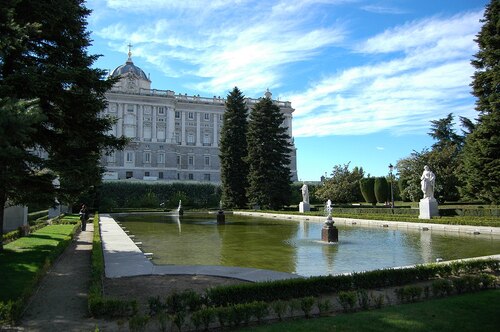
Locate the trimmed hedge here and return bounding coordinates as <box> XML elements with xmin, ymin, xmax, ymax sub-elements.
<box><xmin>27</xmin><ymin>210</ymin><xmax>49</xmax><ymax>224</ymax></box>
<box><xmin>359</xmin><ymin>178</ymin><xmax>376</xmax><ymax>205</ymax></box>
<box><xmin>97</xmin><ymin>182</ymin><xmax>222</xmax><ymax>211</ymax></box>
<box><xmin>439</xmin><ymin>208</ymin><xmax>500</xmax><ymax>217</ymax></box>
<box><xmin>204</xmin><ymin>259</ymin><xmax>499</xmax><ymax>307</ymax></box>
<box><xmin>374</xmin><ymin>177</ymin><xmax>389</xmax><ymax>204</ymax></box>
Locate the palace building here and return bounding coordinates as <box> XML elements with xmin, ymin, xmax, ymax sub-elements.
<box><xmin>101</xmin><ymin>51</ymin><xmax>297</xmax><ymax>183</ymax></box>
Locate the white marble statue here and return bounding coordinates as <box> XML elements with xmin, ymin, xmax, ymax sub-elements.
<box><xmin>420</xmin><ymin>165</ymin><xmax>436</xmax><ymax>199</ymax></box>
<box><xmin>301</xmin><ymin>183</ymin><xmax>309</xmax><ymax>204</ymax></box>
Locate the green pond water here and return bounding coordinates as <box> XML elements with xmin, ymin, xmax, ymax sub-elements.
<box><xmin>113</xmin><ymin>213</ymin><xmax>500</xmax><ymax>277</ymax></box>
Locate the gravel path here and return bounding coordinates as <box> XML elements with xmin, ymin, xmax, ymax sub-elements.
<box><xmin>16</xmin><ymin>223</ymin><xmax>106</xmax><ymax>332</ymax></box>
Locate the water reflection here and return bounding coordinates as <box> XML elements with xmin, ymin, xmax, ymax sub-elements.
<box><xmin>114</xmin><ymin>213</ymin><xmax>500</xmax><ymax>277</ymax></box>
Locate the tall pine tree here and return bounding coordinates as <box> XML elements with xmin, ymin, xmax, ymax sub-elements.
<box><xmin>219</xmin><ymin>87</ymin><xmax>249</xmax><ymax>208</ymax></box>
<box><xmin>0</xmin><ymin>0</ymin><xmax>126</xmax><ymax>249</ymax></box>
<box><xmin>246</xmin><ymin>96</ymin><xmax>292</xmax><ymax>210</ymax></box>
<box><xmin>460</xmin><ymin>0</ymin><xmax>500</xmax><ymax>203</ymax></box>
<box><xmin>1</xmin><ymin>0</ymin><xmax>126</xmax><ymax>207</ymax></box>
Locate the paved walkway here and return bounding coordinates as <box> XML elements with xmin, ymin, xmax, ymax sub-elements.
<box><xmin>17</xmin><ymin>224</ymin><xmax>106</xmax><ymax>332</ymax></box>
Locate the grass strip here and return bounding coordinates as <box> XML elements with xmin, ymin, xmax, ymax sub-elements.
<box><xmin>240</xmin><ymin>289</ymin><xmax>500</xmax><ymax>332</ymax></box>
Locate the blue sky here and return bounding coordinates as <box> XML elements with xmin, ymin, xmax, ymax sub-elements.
<box><xmin>86</xmin><ymin>0</ymin><xmax>488</xmax><ymax>181</ymax></box>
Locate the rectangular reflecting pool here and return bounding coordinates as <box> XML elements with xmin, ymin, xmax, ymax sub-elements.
<box><xmin>113</xmin><ymin>213</ymin><xmax>500</xmax><ymax>277</ymax></box>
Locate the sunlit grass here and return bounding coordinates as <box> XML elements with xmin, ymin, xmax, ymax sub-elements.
<box><xmin>240</xmin><ymin>290</ymin><xmax>500</xmax><ymax>332</ymax></box>
<box><xmin>0</xmin><ymin>220</ymin><xmax>77</xmax><ymax>301</ymax></box>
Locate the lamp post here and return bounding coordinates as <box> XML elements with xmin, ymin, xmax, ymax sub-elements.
<box><xmin>388</xmin><ymin>164</ymin><xmax>394</xmax><ymax>211</ymax></box>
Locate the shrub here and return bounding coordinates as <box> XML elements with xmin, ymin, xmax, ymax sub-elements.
<box><xmin>148</xmin><ymin>296</ymin><xmax>167</xmax><ymax>317</ymax></box>
<box><xmin>360</xmin><ymin>178</ymin><xmax>377</xmax><ymax>205</ymax></box>
<box><xmin>191</xmin><ymin>307</ymin><xmax>216</xmax><ymax>331</ymax></box>
<box><xmin>338</xmin><ymin>291</ymin><xmax>357</xmax><ymax>312</ymax></box>
<box><xmin>317</xmin><ymin>298</ymin><xmax>332</xmax><ymax>315</ymax></box>
<box><xmin>478</xmin><ymin>273</ymin><xmax>497</xmax><ymax>289</ymax></box>
<box><xmin>395</xmin><ymin>286</ymin><xmax>422</xmax><ymax>303</ymax></box>
<box><xmin>374</xmin><ymin>177</ymin><xmax>389</xmax><ymax>204</ymax></box>
<box><xmin>250</xmin><ymin>301</ymin><xmax>269</xmax><ymax>323</ymax></box>
<box><xmin>370</xmin><ymin>293</ymin><xmax>384</xmax><ymax>309</ymax></box>
<box><xmin>271</xmin><ymin>300</ymin><xmax>288</xmax><ymax>321</ymax></box>
<box><xmin>170</xmin><ymin>311</ymin><xmax>186</xmax><ymax>332</ymax></box>
<box><xmin>128</xmin><ymin>314</ymin><xmax>149</xmax><ymax>332</ymax></box>
<box><xmin>139</xmin><ymin>191</ymin><xmax>160</xmax><ymax>208</ymax></box>
<box><xmin>357</xmin><ymin>289</ymin><xmax>371</xmax><ymax>309</ymax></box>
<box><xmin>300</xmin><ymin>296</ymin><xmax>316</xmax><ymax>318</ymax></box>
<box><xmin>215</xmin><ymin>306</ymin><xmax>230</xmax><ymax>328</ymax></box>
<box><xmin>431</xmin><ymin>279</ymin><xmax>454</xmax><ymax>297</ymax></box>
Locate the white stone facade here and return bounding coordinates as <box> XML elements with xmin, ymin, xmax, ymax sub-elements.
<box><xmin>101</xmin><ymin>55</ymin><xmax>297</xmax><ymax>183</ymax></box>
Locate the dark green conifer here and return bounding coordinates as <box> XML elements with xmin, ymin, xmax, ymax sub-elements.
<box><xmin>460</xmin><ymin>0</ymin><xmax>500</xmax><ymax>203</ymax></box>
<box><xmin>246</xmin><ymin>97</ymin><xmax>292</xmax><ymax>209</ymax></box>
<box><xmin>219</xmin><ymin>87</ymin><xmax>249</xmax><ymax>208</ymax></box>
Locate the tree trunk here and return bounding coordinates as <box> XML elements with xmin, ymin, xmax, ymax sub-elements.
<box><xmin>0</xmin><ymin>193</ymin><xmax>6</xmax><ymax>252</ymax></box>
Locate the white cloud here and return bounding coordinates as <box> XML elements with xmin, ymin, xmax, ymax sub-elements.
<box><xmin>357</xmin><ymin>11</ymin><xmax>482</xmax><ymax>54</ymax></box>
<box><xmin>361</xmin><ymin>5</ymin><xmax>408</xmax><ymax>15</ymax></box>
<box><xmin>289</xmin><ymin>10</ymin><xmax>481</xmax><ymax>137</ymax></box>
<box><xmin>93</xmin><ymin>0</ymin><xmax>346</xmax><ymax>95</ymax></box>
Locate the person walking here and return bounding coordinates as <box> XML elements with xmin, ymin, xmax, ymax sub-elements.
<box><xmin>79</xmin><ymin>204</ymin><xmax>89</xmax><ymax>231</ymax></box>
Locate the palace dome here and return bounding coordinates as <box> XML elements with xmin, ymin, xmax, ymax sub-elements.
<box><xmin>110</xmin><ymin>54</ymin><xmax>150</xmax><ymax>81</ymax></box>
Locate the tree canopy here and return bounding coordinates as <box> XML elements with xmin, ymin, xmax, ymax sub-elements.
<box><xmin>315</xmin><ymin>163</ymin><xmax>364</xmax><ymax>204</ymax></box>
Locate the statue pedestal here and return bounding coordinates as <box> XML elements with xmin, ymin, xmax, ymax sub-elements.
<box><xmin>299</xmin><ymin>202</ymin><xmax>310</xmax><ymax>213</ymax></box>
<box><xmin>217</xmin><ymin>210</ymin><xmax>225</xmax><ymax>224</ymax></box>
<box><xmin>419</xmin><ymin>198</ymin><xmax>438</xmax><ymax>219</ymax></box>
<box><xmin>322</xmin><ymin>225</ymin><xmax>338</xmax><ymax>243</ymax></box>
<box><xmin>48</xmin><ymin>205</ymin><xmax>61</xmax><ymax>218</ymax></box>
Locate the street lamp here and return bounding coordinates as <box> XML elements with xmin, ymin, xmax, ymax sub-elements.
<box><xmin>388</xmin><ymin>164</ymin><xmax>394</xmax><ymax>211</ymax></box>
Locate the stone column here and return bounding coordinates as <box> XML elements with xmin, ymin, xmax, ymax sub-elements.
<box><xmin>196</xmin><ymin>113</ymin><xmax>201</xmax><ymax>146</ymax></box>
<box><xmin>167</xmin><ymin>107</ymin><xmax>175</xmax><ymax>143</ymax></box>
<box><xmin>181</xmin><ymin>111</ymin><xmax>186</xmax><ymax>145</ymax></box>
<box><xmin>138</xmin><ymin>104</ymin><xmax>143</xmax><ymax>140</ymax></box>
<box><xmin>286</xmin><ymin>114</ymin><xmax>293</xmax><ymax>138</ymax></box>
<box><xmin>152</xmin><ymin>106</ymin><xmax>157</xmax><ymax>142</ymax></box>
<box><xmin>117</xmin><ymin>103</ymin><xmax>123</xmax><ymax>137</ymax></box>
<box><xmin>213</xmin><ymin>114</ymin><xmax>218</xmax><ymax>147</ymax></box>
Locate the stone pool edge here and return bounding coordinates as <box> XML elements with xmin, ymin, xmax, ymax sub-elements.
<box><xmin>234</xmin><ymin>211</ymin><xmax>500</xmax><ymax>236</ymax></box>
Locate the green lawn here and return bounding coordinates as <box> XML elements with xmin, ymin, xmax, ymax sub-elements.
<box><xmin>240</xmin><ymin>290</ymin><xmax>500</xmax><ymax>332</ymax></box>
<box><xmin>0</xmin><ymin>223</ymin><xmax>77</xmax><ymax>302</ymax></box>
